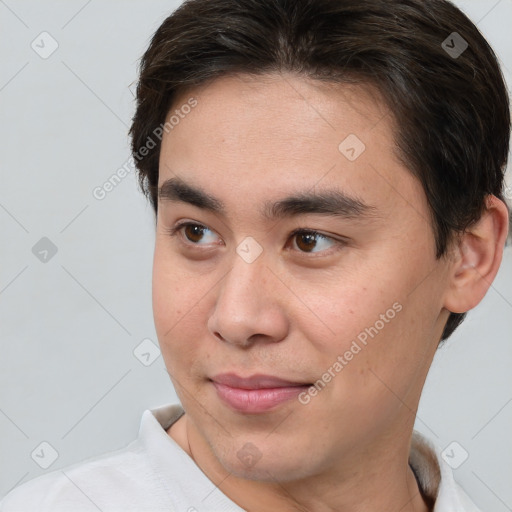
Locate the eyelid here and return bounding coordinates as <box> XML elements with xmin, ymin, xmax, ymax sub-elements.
<box><xmin>288</xmin><ymin>227</ymin><xmax>341</xmax><ymax>242</ymax></box>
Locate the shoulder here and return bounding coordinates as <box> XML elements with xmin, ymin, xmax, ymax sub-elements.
<box><xmin>0</xmin><ymin>439</ymin><xmax>167</xmax><ymax>512</ymax></box>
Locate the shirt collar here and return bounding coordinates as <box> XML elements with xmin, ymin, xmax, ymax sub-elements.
<box><xmin>409</xmin><ymin>430</ymin><xmax>480</xmax><ymax>511</ymax></box>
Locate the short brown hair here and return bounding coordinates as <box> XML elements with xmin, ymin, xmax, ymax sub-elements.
<box><xmin>129</xmin><ymin>0</ymin><xmax>510</xmax><ymax>341</ymax></box>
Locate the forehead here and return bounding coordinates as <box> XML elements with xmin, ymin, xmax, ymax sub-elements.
<box><xmin>157</xmin><ymin>73</ymin><xmax>426</xmax><ymax>225</ymax></box>
<box><xmin>169</xmin><ymin>72</ymin><xmax>391</xmax><ymax>144</ymax></box>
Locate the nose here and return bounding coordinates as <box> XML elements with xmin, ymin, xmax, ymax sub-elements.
<box><xmin>207</xmin><ymin>252</ymin><xmax>289</xmax><ymax>348</ymax></box>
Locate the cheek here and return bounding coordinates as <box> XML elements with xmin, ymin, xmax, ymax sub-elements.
<box><xmin>152</xmin><ymin>248</ymin><xmax>193</xmax><ymax>349</ymax></box>
<box><xmin>288</xmin><ymin>267</ymin><xmax>399</xmax><ymax>356</ymax></box>
<box><xmin>292</xmin><ymin>257</ymin><xmax>437</xmax><ymax>387</ymax></box>
<box><xmin>151</xmin><ymin>244</ymin><xmax>218</xmax><ymax>372</ymax></box>
<box><xmin>152</xmin><ymin>249</ymin><xmax>180</xmax><ymax>336</ymax></box>
<box><xmin>152</xmin><ymin>241</ymin><xmax>209</xmax><ymax>325</ymax></box>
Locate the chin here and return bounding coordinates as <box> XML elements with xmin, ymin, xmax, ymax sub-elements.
<box><xmin>215</xmin><ymin>440</ymin><xmax>317</xmax><ymax>483</ymax></box>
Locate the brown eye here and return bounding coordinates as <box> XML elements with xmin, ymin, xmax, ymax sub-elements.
<box><xmin>295</xmin><ymin>233</ymin><xmax>319</xmax><ymax>252</ymax></box>
<box><xmin>167</xmin><ymin>222</ymin><xmax>220</xmax><ymax>246</ymax></box>
<box><xmin>289</xmin><ymin>229</ymin><xmax>340</xmax><ymax>254</ymax></box>
<box><xmin>184</xmin><ymin>224</ymin><xmax>206</xmax><ymax>243</ymax></box>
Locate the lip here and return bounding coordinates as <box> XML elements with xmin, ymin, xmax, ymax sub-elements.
<box><xmin>210</xmin><ymin>373</ymin><xmax>311</xmax><ymax>413</ymax></box>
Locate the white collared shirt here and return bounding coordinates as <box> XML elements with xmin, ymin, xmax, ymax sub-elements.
<box><xmin>0</xmin><ymin>403</ymin><xmax>481</xmax><ymax>511</ymax></box>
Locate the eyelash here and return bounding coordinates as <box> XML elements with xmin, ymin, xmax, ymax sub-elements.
<box><xmin>165</xmin><ymin>221</ymin><xmax>345</xmax><ymax>256</ymax></box>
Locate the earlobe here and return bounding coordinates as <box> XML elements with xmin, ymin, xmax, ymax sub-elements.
<box><xmin>443</xmin><ymin>195</ymin><xmax>509</xmax><ymax>314</ymax></box>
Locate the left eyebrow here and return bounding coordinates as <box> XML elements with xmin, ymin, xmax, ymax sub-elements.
<box><xmin>157</xmin><ymin>176</ymin><xmax>377</xmax><ymax>220</ymax></box>
<box><xmin>262</xmin><ymin>190</ymin><xmax>376</xmax><ymax>221</ymax></box>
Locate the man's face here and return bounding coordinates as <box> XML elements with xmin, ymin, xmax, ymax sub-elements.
<box><xmin>153</xmin><ymin>73</ymin><xmax>451</xmax><ymax>481</ymax></box>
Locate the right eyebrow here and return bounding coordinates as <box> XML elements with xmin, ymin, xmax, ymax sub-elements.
<box><xmin>158</xmin><ymin>177</ymin><xmax>224</xmax><ymax>213</ymax></box>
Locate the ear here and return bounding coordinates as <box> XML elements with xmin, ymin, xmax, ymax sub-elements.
<box><xmin>443</xmin><ymin>195</ymin><xmax>509</xmax><ymax>314</ymax></box>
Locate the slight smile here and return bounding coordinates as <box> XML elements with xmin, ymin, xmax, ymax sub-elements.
<box><xmin>210</xmin><ymin>373</ymin><xmax>312</xmax><ymax>414</ymax></box>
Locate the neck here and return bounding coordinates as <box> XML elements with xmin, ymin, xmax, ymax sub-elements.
<box><xmin>168</xmin><ymin>414</ymin><xmax>431</xmax><ymax>512</ymax></box>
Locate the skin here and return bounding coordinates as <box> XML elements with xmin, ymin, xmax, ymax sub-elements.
<box><xmin>152</xmin><ymin>73</ymin><xmax>509</xmax><ymax>512</ymax></box>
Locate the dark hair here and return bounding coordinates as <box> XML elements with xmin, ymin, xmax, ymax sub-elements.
<box><xmin>129</xmin><ymin>0</ymin><xmax>510</xmax><ymax>342</ymax></box>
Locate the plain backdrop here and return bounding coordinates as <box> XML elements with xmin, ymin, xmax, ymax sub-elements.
<box><xmin>0</xmin><ymin>0</ymin><xmax>511</xmax><ymax>510</ymax></box>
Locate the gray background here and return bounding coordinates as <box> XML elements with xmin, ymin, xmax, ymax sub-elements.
<box><xmin>0</xmin><ymin>0</ymin><xmax>511</xmax><ymax>510</ymax></box>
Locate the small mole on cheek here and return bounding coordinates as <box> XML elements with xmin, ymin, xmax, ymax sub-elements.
<box><xmin>359</xmin><ymin>362</ymin><xmax>371</xmax><ymax>376</ymax></box>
